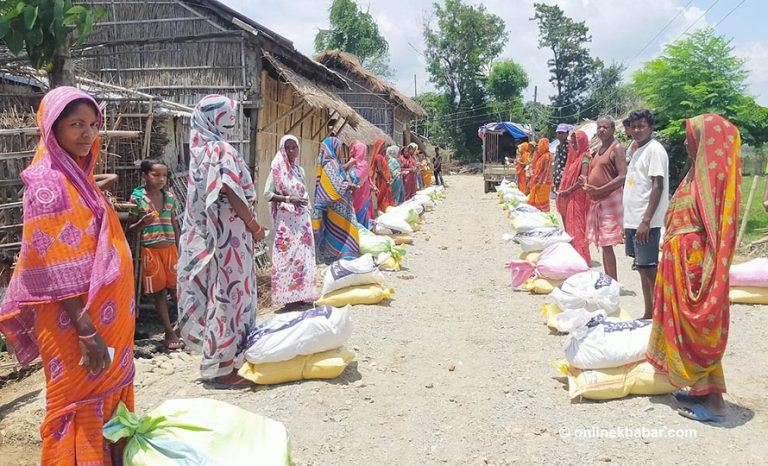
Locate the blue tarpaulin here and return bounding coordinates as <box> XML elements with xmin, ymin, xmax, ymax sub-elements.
<box><xmin>478</xmin><ymin>122</ymin><xmax>532</xmax><ymax>139</ymax></box>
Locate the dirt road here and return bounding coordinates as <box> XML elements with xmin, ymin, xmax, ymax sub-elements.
<box><xmin>1</xmin><ymin>174</ymin><xmax>767</xmax><ymax>465</ymax></box>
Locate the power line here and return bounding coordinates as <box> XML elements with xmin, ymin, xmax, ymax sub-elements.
<box><xmin>630</xmin><ymin>0</ymin><xmax>695</xmax><ymax>62</ymax></box>
<box><xmin>713</xmin><ymin>0</ymin><xmax>748</xmax><ymax>28</ymax></box>
<box><xmin>670</xmin><ymin>0</ymin><xmax>722</xmax><ymax>43</ymax></box>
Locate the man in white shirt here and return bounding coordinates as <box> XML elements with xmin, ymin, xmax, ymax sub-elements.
<box><xmin>623</xmin><ymin>109</ymin><xmax>669</xmax><ymax>319</ymax></box>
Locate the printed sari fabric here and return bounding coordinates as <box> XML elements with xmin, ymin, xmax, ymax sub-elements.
<box><xmin>515</xmin><ymin>142</ymin><xmax>530</xmax><ymax>194</ymax></box>
<box><xmin>349</xmin><ymin>140</ymin><xmax>374</xmax><ymax>228</ymax></box>
<box><xmin>387</xmin><ymin>146</ymin><xmax>404</xmax><ymax>205</ymax></box>
<box><xmin>269</xmin><ymin>135</ymin><xmax>317</xmax><ymax>306</ymax></box>
<box><xmin>557</xmin><ymin>131</ymin><xmax>592</xmax><ymax>264</ymax></box>
<box><xmin>370</xmin><ymin>139</ymin><xmax>394</xmax><ymax>214</ymax></box>
<box><xmin>399</xmin><ymin>151</ymin><xmax>418</xmax><ymax>200</ymax></box>
<box><xmin>420</xmin><ymin>159</ymin><xmax>433</xmax><ymax>187</ymax></box>
<box><xmin>0</xmin><ymin>87</ymin><xmax>135</xmax><ymax>465</ymax></box>
<box><xmin>647</xmin><ymin>114</ymin><xmax>741</xmax><ymax>395</ymax></box>
<box><xmin>312</xmin><ymin>137</ymin><xmax>360</xmax><ymax>264</ymax></box>
<box><xmin>177</xmin><ymin>95</ymin><xmax>257</xmax><ymax>380</ymax></box>
<box><xmin>527</xmin><ymin>138</ymin><xmax>553</xmax><ymax>211</ymax></box>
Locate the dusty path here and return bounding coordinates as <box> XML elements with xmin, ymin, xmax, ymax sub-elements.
<box><xmin>1</xmin><ymin>174</ymin><xmax>767</xmax><ymax>465</ymax></box>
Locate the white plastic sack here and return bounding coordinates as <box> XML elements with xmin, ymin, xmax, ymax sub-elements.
<box><xmin>535</xmin><ymin>243</ymin><xmax>589</xmax><ymax>280</ymax></box>
<box><xmin>729</xmin><ymin>258</ymin><xmax>768</xmax><ymax>287</ymax></box>
<box><xmin>557</xmin><ymin>309</ymin><xmax>652</xmax><ymax>369</ymax></box>
<box><xmin>375</xmin><ymin>212</ymin><xmax>414</xmax><ymax>234</ymax></box>
<box><xmin>413</xmin><ymin>194</ymin><xmax>436</xmax><ymax>210</ymax></box>
<box><xmin>550</xmin><ymin>270</ymin><xmax>621</xmax><ymax>313</ymax></box>
<box><xmin>322</xmin><ymin>254</ymin><xmax>384</xmax><ymax>295</ymax></box>
<box><xmin>508</xmin><ymin>204</ymin><xmax>540</xmax><ymax>219</ymax></box>
<box><xmin>359</xmin><ymin>227</ymin><xmax>394</xmax><ymax>255</ymax></box>
<box><xmin>511</xmin><ymin>212</ymin><xmax>558</xmax><ymax>233</ymax></box>
<box><xmin>244</xmin><ymin>306</ymin><xmax>353</xmax><ymax>364</ymax></box>
<box><xmin>514</xmin><ymin>227</ymin><xmax>572</xmax><ymax>252</ymax></box>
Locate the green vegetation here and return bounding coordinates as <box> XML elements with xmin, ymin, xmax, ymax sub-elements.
<box><xmin>739</xmin><ymin>175</ymin><xmax>768</xmax><ymax>244</ymax></box>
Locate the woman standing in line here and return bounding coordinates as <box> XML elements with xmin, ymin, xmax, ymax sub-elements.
<box><xmin>177</xmin><ymin>95</ymin><xmax>265</xmax><ymax>386</ymax></box>
<box><xmin>264</xmin><ymin>135</ymin><xmax>317</xmax><ymax>308</ymax></box>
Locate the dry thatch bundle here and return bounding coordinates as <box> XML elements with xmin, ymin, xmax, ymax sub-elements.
<box><xmin>263</xmin><ymin>52</ymin><xmax>361</xmax><ymax>128</ymax></box>
<box><xmin>335</xmin><ymin>115</ymin><xmax>394</xmax><ymax>146</ymax></box>
<box><xmin>314</xmin><ymin>50</ymin><xmax>426</xmax><ymax>118</ymax></box>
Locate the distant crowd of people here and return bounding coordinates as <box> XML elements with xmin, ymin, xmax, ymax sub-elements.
<box><xmin>513</xmin><ymin>108</ymin><xmax>741</xmax><ymax>423</ymax></box>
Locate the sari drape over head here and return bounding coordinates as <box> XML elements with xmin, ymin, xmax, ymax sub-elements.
<box><xmin>528</xmin><ymin>138</ymin><xmax>553</xmax><ymax>211</ymax></box>
<box><xmin>647</xmin><ymin>114</ymin><xmax>741</xmax><ymax>395</ymax></box>
<box><xmin>0</xmin><ymin>87</ymin><xmax>135</xmax><ymax>465</ymax></box>
<box><xmin>370</xmin><ymin>139</ymin><xmax>394</xmax><ymax>213</ymax></box>
<box><xmin>516</xmin><ymin>142</ymin><xmax>531</xmax><ymax>194</ymax></box>
<box><xmin>269</xmin><ymin>135</ymin><xmax>317</xmax><ymax>305</ymax></box>
<box><xmin>349</xmin><ymin>140</ymin><xmax>373</xmax><ymax>228</ymax></box>
<box><xmin>400</xmin><ymin>148</ymin><xmax>418</xmax><ymax>201</ymax></box>
<box><xmin>557</xmin><ymin>131</ymin><xmax>591</xmax><ymax>263</ymax></box>
<box><xmin>177</xmin><ymin>95</ymin><xmax>257</xmax><ymax>379</ymax></box>
<box><xmin>312</xmin><ymin>137</ymin><xmax>360</xmax><ymax>264</ymax></box>
<box><xmin>387</xmin><ymin>145</ymin><xmax>404</xmax><ymax>205</ymax></box>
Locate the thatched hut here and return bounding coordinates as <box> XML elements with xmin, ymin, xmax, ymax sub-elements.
<box><xmin>314</xmin><ymin>50</ymin><xmax>427</xmax><ymax>146</ymax></box>
<box><xmin>65</xmin><ymin>0</ymin><xmax>368</xmax><ymax>226</ymax></box>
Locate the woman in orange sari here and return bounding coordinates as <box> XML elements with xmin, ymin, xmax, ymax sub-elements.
<box><xmin>0</xmin><ymin>87</ymin><xmax>135</xmax><ymax>464</ymax></box>
<box><xmin>556</xmin><ymin>131</ymin><xmax>591</xmax><ymax>264</ymax></box>
<box><xmin>515</xmin><ymin>142</ymin><xmax>531</xmax><ymax>194</ymax></box>
<box><xmin>370</xmin><ymin>138</ymin><xmax>394</xmax><ymax>214</ymax></box>
<box><xmin>646</xmin><ymin>114</ymin><xmax>741</xmax><ymax>423</ymax></box>
<box><xmin>527</xmin><ymin>138</ymin><xmax>553</xmax><ymax>211</ymax></box>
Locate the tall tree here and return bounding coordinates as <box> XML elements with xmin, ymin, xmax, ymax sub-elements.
<box><xmin>632</xmin><ymin>28</ymin><xmax>768</xmax><ymax>185</ymax></box>
<box><xmin>423</xmin><ymin>0</ymin><xmax>507</xmax><ymax>160</ymax></box>
<box><xmin>0</xmin><ymin>0</ymin><xmax>100</xmax><ymax>87</ymax></box>
<box><xmin>486</xmin><ymin>58</ymin><xmax>528</xmax><ymax>120</ymax></box>
<box><xmin>531</xmin><ymin>3</ymin><xmax>596</xmax><ymax>122</ymax></box>
<box><xmin>314</xmin><ymin>0</ymin><xmax>393</xmax><ymax>78</ymax></box>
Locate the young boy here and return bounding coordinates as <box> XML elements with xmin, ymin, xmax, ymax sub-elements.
<box><xmin>128</xmin><ymin>159</ymin><xmax>183</xmax><ymax>350</ymax></box>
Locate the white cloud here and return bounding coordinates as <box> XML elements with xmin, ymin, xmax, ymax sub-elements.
<box><xmin>221</xmin><ymin>0</ymin><xmax>766</xmax><ymax>108</ymax></box>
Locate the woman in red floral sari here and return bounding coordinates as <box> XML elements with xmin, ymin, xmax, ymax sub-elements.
<box><xmin>646</xmin><ymin>114</ymin><xmax>741</xmax><ymax>423</ymax></box>
<box><xmin>556</xmin><ymin>130</ymin><xmax>591</xmax><ymax>264</ymax></box>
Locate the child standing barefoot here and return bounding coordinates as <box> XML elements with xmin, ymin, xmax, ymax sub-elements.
<box><xmin>128</xmin><ymin>159</ymin><xmax>184</xmax><ymax>350</ymax></box>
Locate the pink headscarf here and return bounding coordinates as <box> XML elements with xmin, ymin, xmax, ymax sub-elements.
<box><xmin>0</xmin><ymin>87</ymin><xmax>126</xmax><ymax>366</ymax></box>
<box><xmin>350</xmin><ymin>140</ymin><xmax>369</xmax><ymax>179</ymax></box>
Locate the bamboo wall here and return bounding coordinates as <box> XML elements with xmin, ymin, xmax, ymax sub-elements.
<box><xmin>255</xmin><ymin>71</ymin><xmax>329</xmax><ymax>228</ymax></box>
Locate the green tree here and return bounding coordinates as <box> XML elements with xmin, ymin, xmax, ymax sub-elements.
<box><xmin>0</xmin><ymin>0</ymin><xmax>101</xmax><ymax>87</ymax></box>
<box><xmin>314</xmin><ymin>0</ymin><xmax>393</xmax><ymax>78</ymax></box>
<box><xmin>531</xmin><ymin>3</ymin><xmax>596</xmax><ymax>122</ymax></box>
<box><xmin>486</xmin><ymin>59</ymin><xmax>528</xmax><ymax>120</ymax></box>
<box><xmin>631</xmin><ymin>28</ymin><xmax>768</xmax><ymax>184</ymax></box>
<box><xmin>582</xmin><ymin>62</ymin><xmax>637</xmax><ymax>121</ymax></box>
<box><xmin>423</xmin><ymin>0</ymin><xmax>507</xmax><ymax>161</ymax></box>
<box><xmin>414</xmin><ymin>91</ymin><xmax>452</xmax><ymax>147</ymax></box>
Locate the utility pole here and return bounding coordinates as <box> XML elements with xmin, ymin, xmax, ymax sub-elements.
<box><xmin>414</xmin><ymin>74</ymin><xmax>418</xmax><ymax>135</ymax></box>
<box><xmin>530</xmin><ymin>85</ymin><xmax>538</xmax><ymax>140</ymax></box>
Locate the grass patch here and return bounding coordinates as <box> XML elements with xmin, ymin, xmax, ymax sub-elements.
<box><xmin>739</xmin><ymin>175</ymin><xmax>768</xmax><ymax>244</ymax></box>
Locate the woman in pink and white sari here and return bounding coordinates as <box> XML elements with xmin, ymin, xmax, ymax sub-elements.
<box><xmin>264</xmin><ymin>135</ymin><xmax>317</xmax><ymax>308</ymax></box>
<box><xmin>348</xmin><ymin>140</ymin><xmax>374</xmax><ymax>228</ymax></box>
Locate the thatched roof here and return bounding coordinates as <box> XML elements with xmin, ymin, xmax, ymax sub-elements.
<box><xmin>314</xmin><ymin>50</ymin><xmax>426</xmax><ymax>118</ymax></box>
<box><xmin>335</xmin><ymin>116</ymin><xmax>395</xmax><ymax>146</ymax></box>
<box><xmin>263</xmin><ymin>52</ymin><xmax>360</xmax><ymax>128</ymax></box>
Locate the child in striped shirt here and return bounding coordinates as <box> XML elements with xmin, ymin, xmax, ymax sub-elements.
<box><xmin>128</xmin><ymin>159</ymin><xmax>183</xmax><ymax>350</ymax></box>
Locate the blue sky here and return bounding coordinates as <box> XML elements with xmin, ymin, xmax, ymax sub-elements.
<box><xmin>221</xmin><ymin>0</ymin><xmax>768</xmax><ymax>106</ymax></box>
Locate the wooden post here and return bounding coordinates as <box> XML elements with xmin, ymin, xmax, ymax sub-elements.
<box><xmin>737</xmin><ymin>175</ymin><xmax>760</xmax><ymax>247</ymax></box>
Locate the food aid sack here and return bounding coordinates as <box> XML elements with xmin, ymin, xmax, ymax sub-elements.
<box><xmin>509</xmin><ymin>243</ymin><xmax>589</xmax><ymax>286</ymax></box>
<box><xmin>104</xmin><ymin>399</ymin><xmax>292</xmax><ymax>466</ymax></box>
<box><xmin>513</xmin><ymin>227</ymin><xmax>573</xmax><ymax>252</ymax></box>
<box><xmin>729</xmin><ymin>286</ymin><xmax>768</xmax><ymax>304</ymax></box>
<box><xmin>550</xmin><ymin>270</ymin><xmax>621</xmax><ymax>313</ymax></box>
<box><xmin>534</xmin><ymin>243</ymin><xmax>589</xmax><ymax>280</ymax></box>
<box><xmin>376</xmin><ymin>251</ymin><xmax>405</xmax><ymax>272</ymax></box>
<box><xmin>510</xmin><ymin>212</ymin><xmax>559</xmax><ymax>233</ymax></box>
<box><xmin>412</xmin><ymin>193</ymin><xmax>437</xmax><ymax>210</ymax></box>
<box><xmin>358</xmin><ymin>227</ymin><xmax>406</xmax><ymax>262</ymax></box>
<box><xmin>315</xmin><ymin>284</ymin><xmax>394</xmax><ymax>307</ymax></box>
<box><xmin>729</xmin><ymin>258</ymin><xmax>768</xmax><ymax>287</ymax></box>
<box><xmin>541</xmin><ymin>303</ymin><xmax>633</xmax><ymax>330</ymax></box>
<box><xmin>322</xmin><ymin>254</ymin><xmax>385</xmax><ymax>295</ymax></box>
<box><xmin>523</xmin><ymin>277</ymin><xmax>563</xmax><ymax>294</ymax></box>
<box><xmin>244</xmin><ymin>306</ymin><xmax>352</xmax><ymax>364</ymax></box>
<box><xmin>239</xmin><ymin>346</ymin><xmax>355</xmax><ymax>385</ymax></box>
<box><xmin>555</xmin><ymin>360</ymin><xmax>676</xmax><ymax>400</ymax></box>
<box><xmin>508</xmin><ymin>203</ymin><xmax>540</xmax><ymax>219</ymax></box>
<box><xmin>556</xmin><ymin>309</ymin><xmax>652</xmax><ymax>369</ymax></box>
<box><xmin>374</xmin><ymin>212</ymin><xmax>413</xmax><ymax>234</ymax></box>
